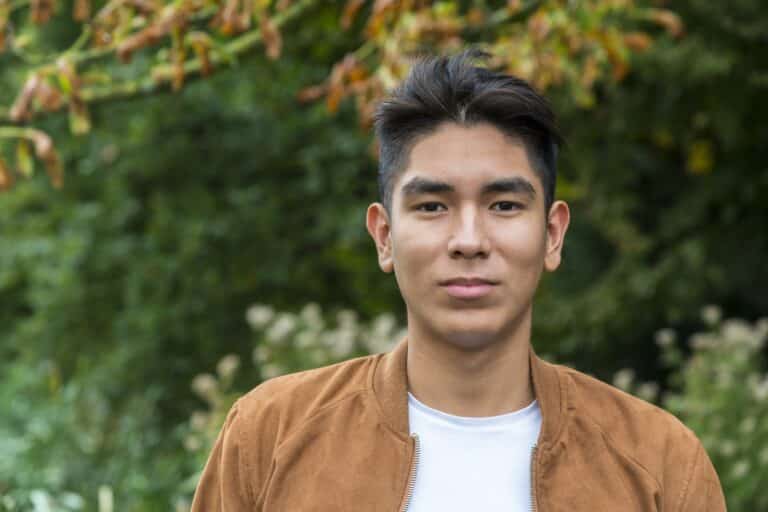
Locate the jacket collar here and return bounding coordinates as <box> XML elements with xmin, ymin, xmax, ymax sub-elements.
<box><xmin>371</xmin><ymin>337</ymin><xmax>566</xmax><ymax>449</ymax></box>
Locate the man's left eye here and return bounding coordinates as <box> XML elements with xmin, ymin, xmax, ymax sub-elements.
<box><xmin>491</xmin><ymin>201</ymin><xmax>522</xmax><ymax>211</ymax></box>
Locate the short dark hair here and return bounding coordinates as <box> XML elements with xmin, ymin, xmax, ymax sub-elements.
<box><xmin>373</xmin><ymin>50</ymin><xmax>562</xmax><ymax>213</ymax></box>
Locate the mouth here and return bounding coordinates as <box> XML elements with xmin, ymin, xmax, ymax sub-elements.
<box><xmin>439</xmin><ymin>277</ymin><xmax>499</xmax><ymax>299</ymax></box>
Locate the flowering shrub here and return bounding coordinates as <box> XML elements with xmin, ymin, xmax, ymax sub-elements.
<box><xmin>614</xmin><ymin>306</ymin><xmax>768</xmax><ymax>511</ymax></box>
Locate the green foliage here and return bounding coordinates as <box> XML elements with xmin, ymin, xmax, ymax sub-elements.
<box><xmin>1</xmin><ymin>0</ymin><xmax>766</xmax><ymax>510</ymax></box>
<box><xmin>663</xmin><ymin>311</ymin><xmax>768</xmax><ymax>511</ymax></box>
<box><xmin>613</xmin><ymin>308</ymin><xmax>768</xmax><ymax>511</ymax></box>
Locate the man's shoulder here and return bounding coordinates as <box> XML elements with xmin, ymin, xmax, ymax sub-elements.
<box><xmin>554</xmin><ymin>363</ymin><xmax>703</xmax><ymax>476</ymax></box>
<box><xmin>235</xmin><ymin>352</ymin><xmax>382</xmax><ymax>427</ymax></box>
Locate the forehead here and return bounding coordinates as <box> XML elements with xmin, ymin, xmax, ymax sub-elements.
<box><xmin>394</xmin><ymin>122</ymin><xmax>541</xmax><ymax>196</ymax></box>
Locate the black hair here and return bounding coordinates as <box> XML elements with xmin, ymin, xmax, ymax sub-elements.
<box><xmin>373</xmin><ymin>49</ymin><xmax>562</xmax><ymax>213</ymax></box>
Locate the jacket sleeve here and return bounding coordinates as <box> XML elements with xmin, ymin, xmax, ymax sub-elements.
<box><xmin>677</xmin><ymin>442</ymin><xmax>727</xmax><ymax>512</ymax></box>
<box><xmin>190</xmin><ymin>400</ymin><xmax>255</xmax><ymax>511</ymax></box>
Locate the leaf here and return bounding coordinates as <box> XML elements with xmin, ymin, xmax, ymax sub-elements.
<box><xmin>30</xmin><ymin>0</ymin><xmax>55</xmax><ymax>24</ymax></box>
<box><xmin>9</xmin><ymin>74</ymin><xmax>42</xmax><ymax>122</ymax></box>
<box><xmin>296</xmin><ymin>84</ymin><xmax>327</xmax><ymax>103</ymax></box>
<box><xmin>687</xmin><ymin>140</ymin><xmax>714</xmax><ymax>175</ymax></box>
<box><xmin>34</xmin><ymin>80</ymin><xmax>64</xmax><ymax>112</ymax></box>
<box><xmin>69</xmin><ymin>99</ymin><xmax>92</xmax><ymax>134</ymax></box>
<box><xmin>647</xmin><ymin>8</ymin><xmax>684</xmax><ymax>38</ymax></box>
<box><xmin>16</xmin><ymin>139</ymin><xmax>34</xmax><ymax>178</ymax></box>
<box><xmin>188</xmin><ymin>31</ymin><xmax>214</xmax><ymax>76</ymax></box>
<box><xmin>260</xmin><ymin>15</ymin><xmax>282</xmax><ymax>60</ymax></box>
<box><xmin>624</xmin><ymin>31</ymin><xmax>652</xmax><ymax>52</ymax></box>
<box><xmin>74</xmin><ymin>0</ymin><xmax>91</xmax><ymax>21</ymax></box>
<box><xmin>341</xmin><ymin>0</ymin><xmax>365</xmax><ymax>29</ymax></box>
<box><xmin>29</xmin><ymin>130</ymin><xmax>64</xmax><ymax>187</ymax></box>
<box><xmin>0</xmin><ymin>1</ymin><xmax>8</xmax><ymax>53</ymax></box>
<box><xmin>0</xmin><ymin>158</ymin><xmax>14</xmax><ymax>191</ymax></box>
<box><xmin>171</xmin><ymin>26</ymin><xmax>187</xmax><ymax>91</ymax></box>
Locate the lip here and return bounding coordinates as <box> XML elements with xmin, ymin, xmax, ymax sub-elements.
<box><xmin>439</xmin><ymin>277</ymin><xmax>499</xmax><ymax>299</ymax></box>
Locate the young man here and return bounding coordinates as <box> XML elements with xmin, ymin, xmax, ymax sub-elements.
<box><xmin>191</xmin><ymin>52</ymin><xmax>726</xmax><ymax>511</ymax></box>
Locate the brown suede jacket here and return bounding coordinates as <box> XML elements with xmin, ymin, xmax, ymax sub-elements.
<box><xmin>191</xmin><ymin>338</ymin><xmax>726</xmax><ymax>511</ymax></box>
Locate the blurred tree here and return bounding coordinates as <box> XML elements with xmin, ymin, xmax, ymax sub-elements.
<box><xmin>0</xmin><ymin>0</ymin><xmax>680</xmax><ymax>188</ymax></box>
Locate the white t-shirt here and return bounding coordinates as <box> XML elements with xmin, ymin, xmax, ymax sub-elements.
<box><xmin>406</xmin><ymin>392</ymin><xmax>542</xmax><ymax>511</ymax></box>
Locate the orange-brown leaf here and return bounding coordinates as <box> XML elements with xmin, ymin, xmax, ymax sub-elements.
<box><xmin>0</xmin><ymin>158</ymin><xmax>14</xmax><ymax>191</ymax></box>
<box><xmin>341</xmin><ymin>0</ymin><xmax>365</xmax><ymax>29</ymax></box>
<box><xmin>296</xmin><ymin>84</ymin><xmax>327</xmax><ymax>103</ymax></box>
<box><xmin>260</xmin><ymin>15</ymin><xmax>282</xmax><ymax>60</ymax></box>
<box><xmin>507</xmin><ymin>0</ymin><xmax>521</xmax><ymax>13</ymax></box>
<box><xmin>10</xmin><ymin>74</ymin><xmax>42</xmax><ymax>122</ymax></box>
<box><xmin>35</xmin><ymin>81</ymin><xmax>63</xmax><ymax>111</ymax></box>
<box><xmin>649</xmin><ymin>9</ymin><xmax>684</xmax><ymax>38</ymax></box>
<box><xmin>30</xmin><ymin>0</ymin><xmax>55</xmax><ymax>24</ymax></box>
<box><xmin>30</xmin><ymin>130</ymin><xmax>64</xmax><ymax>187</ymax></box>
<box><xmin>624</xmin><ymin>31</ymin><xmax>653</xmax><ymax>52</ymax></box>
<box><xmin>527</xmin><ymin>11</ymin><xmax>550</xmax><ymax>42</ymax></box>
<box><xmin>74</xmin><ymin>0</ymin><xmax>90</xmax><ymax>21</ymax></box>
<box><xmin>189</xmin><ymin>33</ymin><xmax>213</xmax><ymax>76</ymax></box>
<box><xmin>116</xmin><ymin>7</ymin><xmax>183</xmax><ymax>62</ymax></box>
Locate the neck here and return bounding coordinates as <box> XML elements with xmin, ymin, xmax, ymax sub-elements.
<box><xmin>406</xmin><ymin>312</ymin><xmax>534</xmax><ymax>417</ymax></box>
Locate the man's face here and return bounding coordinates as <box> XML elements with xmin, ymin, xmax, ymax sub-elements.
<box><xmin>366</xmin><ymin>122</ymin><xmax>569</xmax><ymax>350</ymax></box>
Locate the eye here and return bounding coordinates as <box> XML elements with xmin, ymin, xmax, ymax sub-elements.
<box><xmin>415</xmin><ymin>202</ymin><xmax>446</xmax><ymax>213</ymax></box>
<box><xmin>491</xmin><ymin>201</ymin><xmax>523</xmax><ymax>212</ymax></box>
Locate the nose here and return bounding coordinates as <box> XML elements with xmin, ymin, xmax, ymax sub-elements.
<box><xmin>447</xmin><ymin>206</ymin><xmax>490</xmax><ymax>259</ymax></box>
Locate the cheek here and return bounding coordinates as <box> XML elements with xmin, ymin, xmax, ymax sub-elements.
<box><xmin>390</xmin><ymin>224</ymin><xmax>443</xmax><ymax>288</ymax></box>
<box><xmin>495</xmin><ymin>220</ymin><xmax>547</xmax><ymax>264</ymax></box>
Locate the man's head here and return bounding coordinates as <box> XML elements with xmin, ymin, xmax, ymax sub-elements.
<box><xmin>366</xmin><ymin>51</ymin><xmax>570</xmax><ymax>351</ymax></box>
<box><xmin>374</xmin><ymin>50</ymin><xmax>561</xmax><ymax>215</ymax></box>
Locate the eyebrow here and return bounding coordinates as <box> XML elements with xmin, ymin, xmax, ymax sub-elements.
<box><xmin>400</xmin><ymin>176</ymin><xmax>536</xmax><ymax>200</ymax></box>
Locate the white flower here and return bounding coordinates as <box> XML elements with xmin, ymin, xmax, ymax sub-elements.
<box><xmin>296</xmin><ymin>330</ymin><xmax>318</xmax><ymax>350</ymax></box>
<box><xmin>336</xmin><ymin>309</ymin><xmax>358</xmax><ymax>329</ymax></box>
<box><xmin>216</xmin><ymin>354</ymin><xmax>240</xmax><ymax>380</ymax></box>
<box><xmin>739</xmin><ymin>417</ymin><xmax>756</xmax><ymax>435</ymax></box>
<box><xmin>191</xmin><ymin>373</ymin><xmax>218</xmax><ymax>399</ymax></box>
<box><xmin>759</xmin><ymin>447</ymin><xmax>768</xmax><ymax>465</ymax></box>
<box><xmin>636</xmin><ymin>382</ymin><xmax>659</xmax><ymax>402</ymax></box>
<box><xmin>184</xmin><ymin>435</ymin><xmax>202</xmax><ymax>452</ymax></box>
<box><xmin>701</xmin><ymin>305</ymin><xmax>722</xmax><ymax>326</ymax></box>
<box><xmin>300</xmin><ymin>303</ymin><xmax>324</xmax><ymax>329</ymax></box>
<box><xmin>331</xmin><ymin>328</ymin><xmax>357</xmax><ymax>358</ymax></box>
<box><xmin>190</xmin><ymin>411</ymin><xmax>208</xmax><ymax>431</ymax></box>
<box><xmin>253</xmin><ymin>345</ymin><xmax>271</xmax><ymax>364</ymax></box>
<box><xmin>730</xmin><ymin>460</ymin><xmax>749</xmax><ymax>479</ymax></box>
<box><xmin>751</xmin><ymin>377</ymin><xmax>768</xmax><ymax>401</ymax></box>
<box><xmin>612</xmin><ymin>369</ymin><xmax>635</xmax><ymax>392</ymax></box>
<box><xmin>371</xmin><ymin>313</ymin><xmax>397</xmax><ymax>337</ymax></box>
<box><xmin>690</xmin><ymin>334</ymin><xmax>715</xmax><ymax>350</ymax></box>
<box><xmin>721</xmin><ymin>319</ymin><xmax>755</xmax><ymax>347</ymax></box>
<box><xmin>98</xmin><ymin>486</ymin><xmax>114</xmax><ymax>512</ymax></box>
<box><xmin>720</xmin><ymin>440</ymin><xmax>736</xmax><ymax>457</ymax></box>
<box><xmin>654</xmin><ymin>328</ymin><xmax>676</xmax><ymax>348</ymax></box>
<box><xmin>266</xmin><ymin>313</ymin><xmax>297</xmax><ymax>343</ymax></box>
<box><xmin>246</xmin><ymin>304</ymin><xmax>274</xmax><ymax>329</ymax></box>
<box><xmin>261</xmin><ymin>363</ymin><xmax>284</xmax><ymax>379</ymax></box>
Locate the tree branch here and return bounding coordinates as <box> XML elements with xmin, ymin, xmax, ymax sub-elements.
<box><xmin>0</xmin><ymin>0</ymin><xmax>315</xmax><ymax>122</ymax></box>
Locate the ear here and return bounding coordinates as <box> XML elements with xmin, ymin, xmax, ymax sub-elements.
<box><xmin>543</xmin><ymin>200</ymin><xmax>570</xmax><ymax>272</ymax></box>
<box><xmin>366</xmin><ymin>202</ymin><xmax>394</xmax><ymax>273</ymax></box>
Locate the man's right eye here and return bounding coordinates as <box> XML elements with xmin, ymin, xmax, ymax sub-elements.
<box><xmin>415</xmin><ymin>202</ymin><xmax>446</xmax><ymax>212</ymax></box>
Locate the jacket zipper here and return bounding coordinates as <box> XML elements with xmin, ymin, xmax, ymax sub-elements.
<box><xmin>530</xmin><ymin>444</ymin><xmax>539</xmax><ymax>512</ymax></box>
<box><xmin>401</xmin><ymin>433</ymin><xmax>420</xmax><ymax>512</ymax></box>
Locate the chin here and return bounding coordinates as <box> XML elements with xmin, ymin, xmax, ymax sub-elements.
<box><xmin>437</xmin><ymin>324</ymin><xmax>505</xmax><ymax>352</ymax></box>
